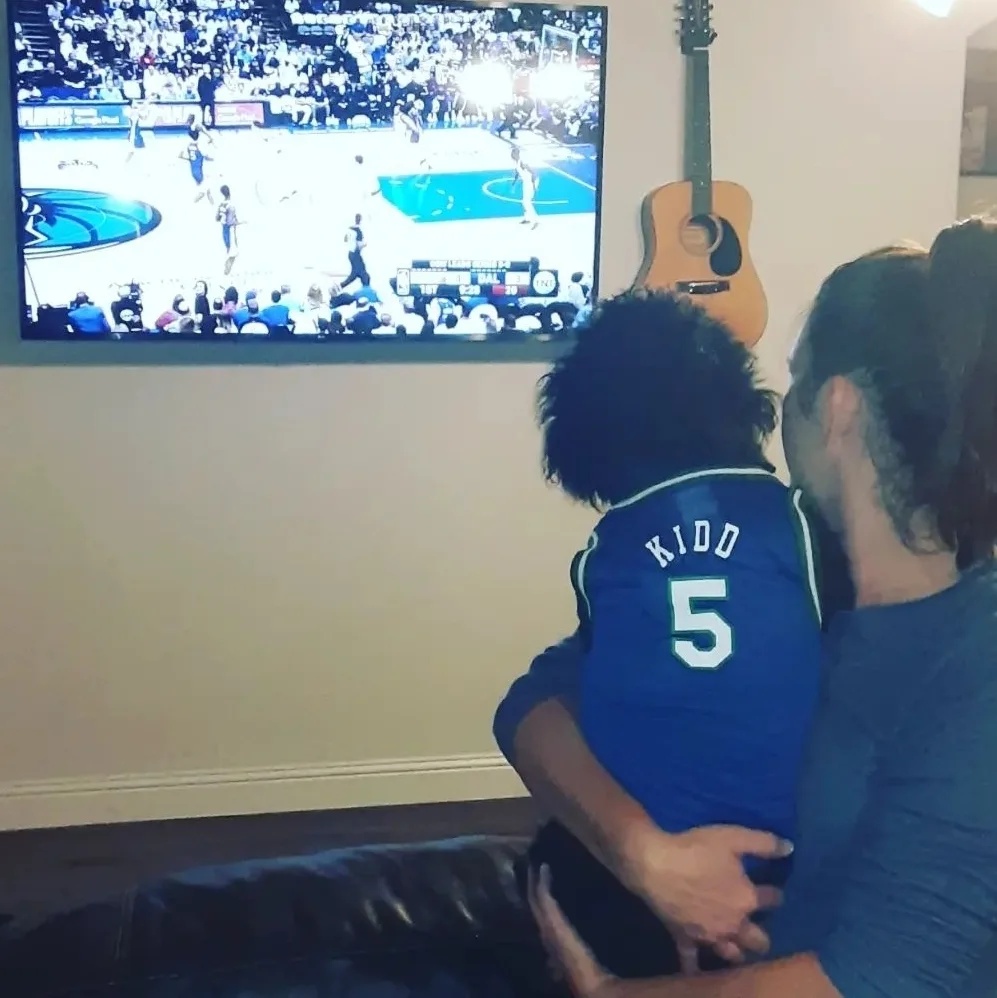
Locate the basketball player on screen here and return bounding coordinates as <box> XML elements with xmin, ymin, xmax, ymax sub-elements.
<box><xmin>181</xmin><ymin>114</ymin><xmax>215</xmax><ymax>205</ymax></box>
<box><xmin>392</xmin><ymin>103</ymin><xmax>408</xmax><ymax>141</ymax></box>
<box><xmin>344</xmin><ymin>213</ymin><xmax>371</xmax><ymax>288</ymax></box>
<box><xmin>186</xmin><ymin>113</ymin><xmax>214</xmax><ymax>151</ymax></box>
<box><xmin>180</xmin><ymin>136</ymin><xmax>213</xmax><ymax>205</ymax></box>
<box><xmin>397</xmin><ymin>99</ymin><xmax>431</xmax><ymax>173</ymax></box>
<box><xmin>512</xmin><ymin>147</ymin><xmax>539</xmax><ymax>228</ymax></box>
<box><xmin>217</xmin><ymin>184</ymin><xmax>239</xmax><ymax>275</ymax></box>
<box><xmin>124</xmin><ymin>100</ymin><xmax>150</xmax><ymax>165</ymax></box>
<box><xmin>354</xmin><ymin>155</ymin><xmax>380</xmax><ymax>200</ymax></box>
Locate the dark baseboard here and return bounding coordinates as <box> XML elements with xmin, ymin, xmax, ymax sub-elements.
<box><xmin>0</xmin><ymin>797</ymin><xmax>539</xmax><ymax>923</ymax></box>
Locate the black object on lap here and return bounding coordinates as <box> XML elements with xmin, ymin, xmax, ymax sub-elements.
<box><xmin>523</xmin><ymin>820</ymin><xmax>730</xmax><ymax>979</ymax></box>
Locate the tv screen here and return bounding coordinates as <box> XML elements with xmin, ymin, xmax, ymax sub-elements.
<box><xmin>9</xmin><ymin>0</ymin><xmax>606</xmax><ymax>345</ymax></box>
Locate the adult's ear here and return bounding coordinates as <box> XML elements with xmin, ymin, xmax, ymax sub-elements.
<box><xmin>820</xmin><ymin>374</ymin><xmax>865</xmax><ymax>457</ymax></box>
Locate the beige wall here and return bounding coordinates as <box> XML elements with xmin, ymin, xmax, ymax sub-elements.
<box><xmin>0</xmin><ymin>0</ymin><xmax>981</xmax><ymax>830</ymax></box>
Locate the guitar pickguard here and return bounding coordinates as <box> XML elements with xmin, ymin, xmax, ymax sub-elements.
<box><xmin>707</xmin><ymin>216</ymin><xmax>743</xmax><ymax>279</ymax></box>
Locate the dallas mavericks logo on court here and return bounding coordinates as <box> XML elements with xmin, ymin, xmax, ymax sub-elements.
<box><xmin>21</xmin><ymin>189</ymin><xmax>162</xmax><ymax>258</ymax></box>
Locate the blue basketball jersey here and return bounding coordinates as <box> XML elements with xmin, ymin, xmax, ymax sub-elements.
<box><xmin>187</xmin><ymin>143</ymin><xmax>205</xmax><ymax>184</ymax></box>
<box><xmin>575</xmin><ymin>467</ymin><xmax>822</xmax><ymax>842</ymax></box>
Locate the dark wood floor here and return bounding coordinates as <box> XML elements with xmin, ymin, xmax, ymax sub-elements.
<box><xmin>0</xmin><ymin>797</ymin><xmax>539</xmax><ymax>924</ymax></box>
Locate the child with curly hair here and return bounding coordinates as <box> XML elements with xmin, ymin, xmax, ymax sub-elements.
<box><xmin>526</xmin><ymin>290</ymin><xmax>826</xmax><ymax>979</ymax></box>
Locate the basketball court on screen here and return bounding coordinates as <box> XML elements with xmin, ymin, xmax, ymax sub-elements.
<box><xmin>19</xmin><ymin>123</ymin><xmax>599</xmax><ymax>315</ymax></box>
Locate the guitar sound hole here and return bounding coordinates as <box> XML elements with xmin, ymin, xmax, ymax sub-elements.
<box><xmin>680</xmin><ymin>214</ymin><xmax>723</xmax><ymax>255</ymax></box>
<box><xmin>678</xmin><ymin>213</ymin><xmax>744</xmax><ymax>279</ymax></box>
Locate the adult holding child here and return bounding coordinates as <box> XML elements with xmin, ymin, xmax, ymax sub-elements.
<box><xmin>496</xmin><ymin>218</ymin><xmax>997</xmax><ymax>997</ymax></box>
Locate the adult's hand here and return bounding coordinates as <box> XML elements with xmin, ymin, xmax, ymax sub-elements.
<box><xmin>618</xmin><ymin>822</ymin><xmax>791</xmax><ymax>966</ymax></box>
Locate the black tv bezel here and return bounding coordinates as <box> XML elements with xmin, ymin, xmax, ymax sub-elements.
<box><xmin>0</xmin><ymin>0</ymin><xmax>609</xmax><ymax>366</ymax></box>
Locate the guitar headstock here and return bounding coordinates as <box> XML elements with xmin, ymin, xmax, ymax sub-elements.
<box><xmin>677</xmin><ymin>0</ymin><xmax>716</xmax><ymax>55</ymax></box>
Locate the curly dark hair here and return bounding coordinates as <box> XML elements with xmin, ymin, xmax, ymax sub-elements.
<box><xmin>538</xmin><ymin>289</ymin><xmax>779</xmax><ymax>508</ymax></box>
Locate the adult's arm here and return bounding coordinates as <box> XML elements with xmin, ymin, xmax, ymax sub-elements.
<box><xmin>592</xmin><ymin>955</ymin><xmax>837</xmax><ymax>998</ymax></box>
<box><xmin>494</xmin><ymin>637</ymin><xmax>785</xmax><ymax>960</ymax></box>
<box><xmin>492</xmin><ymin>632</ymin><xmax>656</xmax><ymax>872</ymax></box>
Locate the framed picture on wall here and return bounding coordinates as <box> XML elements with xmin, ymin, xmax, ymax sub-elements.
<box><xmin>962</xmin><ymin>48</ymin><xmax>997</xmax><ymax>176</ymax></box>
<box><xmin>0</xmin><ymin>1</ymin><xmax>608</xmax><ymax>366</ymax></box>
<box><xmin>962</xmin><ymin>105</ymin><xmax>988</xmax><ymax>175</ymax></box>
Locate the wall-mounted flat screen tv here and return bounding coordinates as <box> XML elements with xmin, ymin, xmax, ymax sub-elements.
<box><xmin>8</xmin><ymin>0</ymin><xmax>606</xmax><ymax>347</ymax></box>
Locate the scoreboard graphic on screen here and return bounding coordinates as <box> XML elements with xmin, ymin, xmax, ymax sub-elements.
<box><xmin>397</xmin><ymin>260</ymin><xmax>560</xmax><ymax>300</ymax></box>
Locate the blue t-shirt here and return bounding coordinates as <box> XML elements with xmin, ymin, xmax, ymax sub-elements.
<box><xmin>574</xmin><ymin>467</ymin><xmax>823</xmax><ymax>841</ymax></box>
<box><xmin>766</xmin><ymin>562</ymin><xmax>997</xmax><ymax>996</ymax></box>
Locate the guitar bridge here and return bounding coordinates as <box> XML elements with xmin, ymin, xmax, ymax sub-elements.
<box><xmin>676</xmin><ymin>280</ymin><xmax>731</xmax><ymax>295</ymax></box>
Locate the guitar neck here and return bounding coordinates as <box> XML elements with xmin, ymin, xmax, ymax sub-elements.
<box><xmin>684</xmin><ymin>48</ymin><xmax>713</xmax><ymax>216</ymax></box>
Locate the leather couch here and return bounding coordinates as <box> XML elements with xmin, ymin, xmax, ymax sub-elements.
<box><xmin>0</xmin><ymin>835</ymin><xmax>558</xmax><ymax>997</ymax></box>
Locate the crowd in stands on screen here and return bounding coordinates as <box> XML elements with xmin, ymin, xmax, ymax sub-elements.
<box><xmin>51</xmin><ymin>273</ymin><xmax>590</xmax><ymax>340</ymax></box>
<box><xmin>564</xmin><ymin>272</ymin><xmax>591</xmax><ymax>312</ymax></box>
<box><xmin>14</xmin><ymin>3</ymin><xmax>600</xmax><ymax>146</ymax></box>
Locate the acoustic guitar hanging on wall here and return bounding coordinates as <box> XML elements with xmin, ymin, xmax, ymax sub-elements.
<box><xmin>634</xmin><ymin>0</ymin><xmax>768</xmax><ymax>347</ymax></box>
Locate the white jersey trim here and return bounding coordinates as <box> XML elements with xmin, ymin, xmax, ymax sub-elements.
<box><xmin>790</xmin><ymin>487</ymin><xmax>823</xmax><ymax>626</ymax></box>
<box><xmin>574</xmin><ymin>530</ymin><xmax>599</xmax><ymax>624</ymax></box>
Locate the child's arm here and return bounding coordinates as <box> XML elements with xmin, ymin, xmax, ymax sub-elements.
<box><xmin>493</xmin><ymin>533</ymin><xmax>595</xmax><ymax>761</ymax></box>
<box><xmin>493</xmin><ymin>631</ymin><xmax>584</xmax><ymax>764</ymax></box>
<box><xmin>493</xmin><ymin>626</ymin><xmax>657</xmax><ymax>877</ymax></box>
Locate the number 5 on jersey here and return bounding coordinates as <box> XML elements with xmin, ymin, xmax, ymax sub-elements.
<box><xmin>668</xmin><ymin>577</ymin><xmax>733</xmax><ymax>670</ymax></box>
